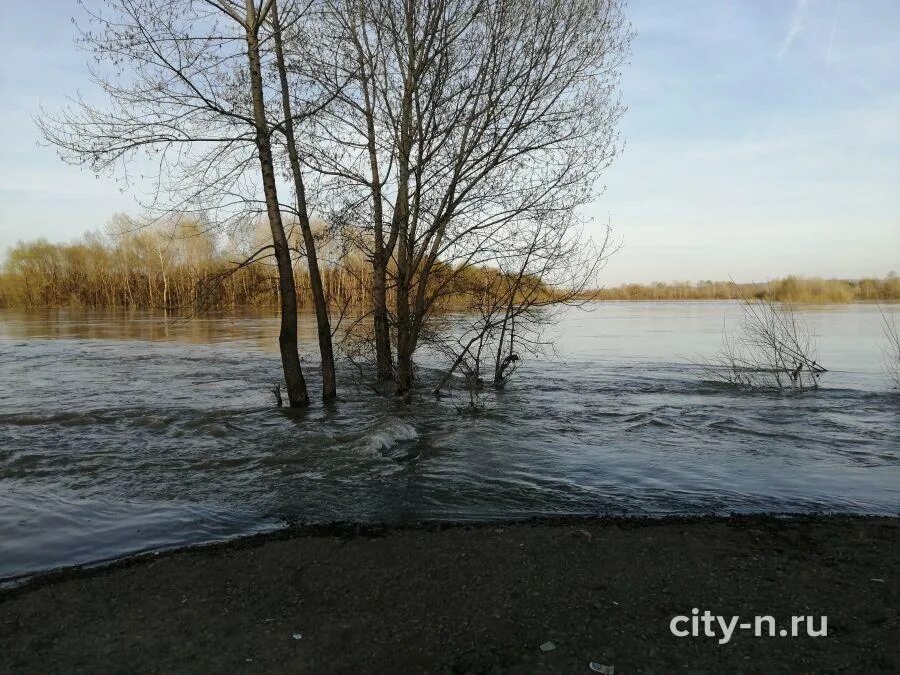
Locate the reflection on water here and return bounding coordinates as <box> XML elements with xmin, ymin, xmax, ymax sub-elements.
<box><xmin>0</xmin><ymin>307</ymin><xmax>304</xmax><ymax>352</ymax></box>
<box><xmin>1</xmin><ymin>303</ymin><xmax>898</xmax><ymax>581</ymax></box>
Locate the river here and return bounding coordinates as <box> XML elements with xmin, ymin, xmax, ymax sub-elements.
<box><xmin>1</xmin><ymin>302</ymin><xmax>898</xmax><ymax>582</ymax></box>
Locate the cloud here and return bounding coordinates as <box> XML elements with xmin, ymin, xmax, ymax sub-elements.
<box><xmin>777</xmin><ymin>0</ymin><xmax>810</xmax><ymax>62</ymax></box>
<box><xmin>826</xmin><ymin>0</ymin><xmax>842</xmax><ymax>63</ymax></box>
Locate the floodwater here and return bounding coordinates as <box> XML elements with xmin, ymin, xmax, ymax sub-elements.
<box><xmin>1</xmin><ymin>303</ymin><xmax>898</xmax><ymax>582</ymax></box>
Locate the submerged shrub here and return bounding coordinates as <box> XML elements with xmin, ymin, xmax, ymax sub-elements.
<box><xmin>701</xmin><ymin>296</ymin><xmax>826</xmax><ymax>391</ymax></box>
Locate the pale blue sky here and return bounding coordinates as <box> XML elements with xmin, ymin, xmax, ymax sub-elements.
<box><xmin>0</xmin><ymin>0</ymin><xmax>898</xmax><ymax>284</ymax></box>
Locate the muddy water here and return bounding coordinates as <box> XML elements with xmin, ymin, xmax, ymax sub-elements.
<box><xmin>1</xmin><ymin>303</ymin><xmax>898</xmax><ymax>581</ymax></box>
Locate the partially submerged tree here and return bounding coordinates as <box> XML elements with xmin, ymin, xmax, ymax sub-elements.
<box><xmin>703</xmin><ymin>293</ymin><xmax>827</xmax><ymax>391</ymax></box>
<box><xmin>432</xmin><ymin>219</ymin><xmax>616</xmax><ymax>400</ymax></box>
<box><xmin>269</xmin><ymin>0</ymin><xmax>337</xmax><ymax>400</ymax></box>
<box><xmin>881</xmin><ymin>308</ymin><xmax>900</xmax><ymax>389</ymax></box>
<box><xmin>39</xmin><ymin>0</ymin><xmax>629</xmax><ymax>402</ymax></box>
<box><xmin>38</xmin><ymin>0</ymin><xmax>337</xmax><ymax>406</ymax></box>
<box><xmin>304</xmin><ymin>0</ymin><xmax>630</xmax><ymax>395</ymax></box>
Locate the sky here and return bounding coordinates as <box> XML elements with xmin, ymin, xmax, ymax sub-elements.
<box><xmin>0</xmin><ymin>0</ymin><xmax>897</xmax><ymax>284</ymax></box>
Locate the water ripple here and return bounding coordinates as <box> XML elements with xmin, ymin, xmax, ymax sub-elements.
<box><xmin>1</xmin><ymin>305</ymin><xmax>899</xmax><ymax>580</ymax></box>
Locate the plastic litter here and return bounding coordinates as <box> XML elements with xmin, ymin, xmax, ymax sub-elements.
<box><xmin>539</xmin><ymin>641</ymin><xmax>557</xmax><ymax>652</ymax></box>
<box><xmin>589</xmin><ymin>663</ymin><xmax>614</xmax><ymax>674</ymax></box>
<box><xmin>292</xmin><ymin>633</ymin><xmax>302</xmax><ymax>640</ymax></box>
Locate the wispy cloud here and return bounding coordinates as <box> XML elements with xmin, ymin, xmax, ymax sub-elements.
<box><xmin>777</xmin><ymin>0</ymin><xmax>809</xmax><ymax>62</ymax></box>
<box><xmin>826</xmin><ymin>0</ymin><xmax>842</xmax><ymax>63</ymax></box>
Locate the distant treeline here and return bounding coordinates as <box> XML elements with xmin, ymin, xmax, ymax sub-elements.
<box><xmin>0</xmin><ymin>228</ymin><xmax>366</xmax><ymax>310</ymax></box>
<box><xmin>1</xmin><ymin>233</ymin><xmax>898</xmax><ymax>308</ymax></box>
<box><xmin>585</xmin><ymin>276</ymin><xmax>900</xmax><ymax>303</ymax></box>
<box><xmin>0</xmin><ymin>230</ymin><xmax>546</xmax><ymax>310</ymax></box>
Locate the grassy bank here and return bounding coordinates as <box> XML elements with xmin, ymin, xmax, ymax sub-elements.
<box><xmin>1</xmin><ymin>516</ymin><xmax>898</xmax><ymax>673</ymax></box>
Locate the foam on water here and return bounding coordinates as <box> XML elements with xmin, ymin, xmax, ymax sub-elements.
<box><xmin>357</xmin><ymin>417</ymin><xmax>419</xmax><ymax>456</ymax></box>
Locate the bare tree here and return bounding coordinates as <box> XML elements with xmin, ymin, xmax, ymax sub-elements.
<box><xmin>881</xmin><ymin>308</ymin><xmax>900</xmax><ymax>389</ymax></box>
<box><xmin>270</xmin><ymin>0</ymin><xmax>337</xmax><ymax>400</ymax></box>
<box><xmin>301</xmin><ymin>0</ymin><xmax>630</xmax><ymax>396</ymax></box>
<box><xmin>702</xmin><ymin>293</ymin><xmax>827</xmax><ymax>391</ymax></box>
<box><xmin>37</xmin><ymin>0</ymin><xmax>339</xmax><ymax>406</ymax></box>
<box><xmin>432</xmin><ymin>219</ymin><xmax>617</xmax><ymax>399</ymax></box>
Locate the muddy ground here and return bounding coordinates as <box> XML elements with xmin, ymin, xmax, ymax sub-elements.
<box><xmin>1</xmin><ymin>516</ymin><xmax>898</xmax><ymax>673</ymax></box>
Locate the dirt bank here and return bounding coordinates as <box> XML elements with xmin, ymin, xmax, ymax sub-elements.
<box><xmin>1</xmin><ymin>516</ymin><xmax>898</xmax><ymax>673</ymax></box>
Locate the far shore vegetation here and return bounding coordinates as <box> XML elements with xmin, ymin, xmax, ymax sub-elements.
<box><xmin>1</xmin><ymin>233</ymin><xmax>897</xmax><ymax>309</ymax></box>
<box><xmin>0</xmin><ymin>227</ymin><xmax>568</xmax><ymax>313</ymax></box>
<box><xmin>586</xmin><ymin>275</ymin><xmax>900</xmax><ymax>304</ymax></box>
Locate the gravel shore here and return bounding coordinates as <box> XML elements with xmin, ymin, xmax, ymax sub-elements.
<box><xmin>1</xmin><ymin>516</ymin><xmax>898</xmax><ymax>673</ymax></box>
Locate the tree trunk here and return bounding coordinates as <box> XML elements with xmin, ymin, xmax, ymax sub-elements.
<box><xmin>372</xmin><ymin>257</ymin><xmax>393</xmax><ymax>381</ymax></box>
<box><xmin>271</xmin><ymin>1</ymin><xmax>336</xmax><ymax>402</ymax></box>
<box><xmin>245</xmin><ymin>0</ymin><xmax>309</xmax><ymax>408</ymax></box>
<box><xmin>395</xmin><ymin>284</ymin><xmax>413</xmax><ymax>396</ymax></box>
<box><xmin>392</xmin><ymin>10</ymin><xmax>415</xmax><ymax>397</ymax></box>
<box><xmin>350</xmin><ymin>5</ymin><xmax>394</xmax><ymax>382</ymax></box>
<box><xmin>157</xmin><ymin>249</ymin><xmax>168</xmax><ymax>308</ymax></box>
<box><xmin>392</xmin><ymin>155</ymin><xmax>414</xmax><ymax>395</ymax></box>
<box><xmin>393</xmin><ymin>193</ymin><xmax>413</xmax><ymax>395</ymax></box>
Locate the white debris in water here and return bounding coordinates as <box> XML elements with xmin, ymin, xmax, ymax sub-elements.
<box><xmin>357</xmin><ymin>417</ymin><xmax>418</xmax><ymax>455</ymax></box>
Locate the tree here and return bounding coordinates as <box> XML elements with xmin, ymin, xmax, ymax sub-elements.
<box><xmin>270</xmin><ymin>0</ymin><xmax>337</xmax><ymax>400</ymax></box>
<box><xmin>432</xmin><ymin>219</ymin><xmax>617</xmax><ymax>400</ymax></box>
<box><xmin>881</xmin><ymin>308</ymin><xmax>900</xmax><ymax>389</ymax></box>
<box><xmin>701</xmin><ymin>292</ymin><xmax>827</xmax><ymax>391</ymax></box>
<box><xmin>38</xmin><ymin>0</ymin><xmax>338</xmax><ymax>406</ymax></box>
<box><xmin>303</xmin><ymin>0</ymin><xmax>630</xmax><ymax>395</ymax></box>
